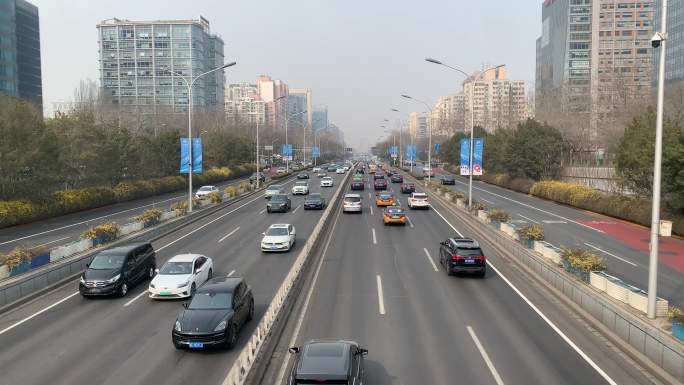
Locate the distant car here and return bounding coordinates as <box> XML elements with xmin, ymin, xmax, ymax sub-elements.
<box><xmin>400</xmin><ymin>183</ymin><xmax>415</xmax><ymax>194</ymax></box>
<box><xmin>383</xmin><ymin>206</ymin><xmax>407</xmax><ymax>225</ymax></box>
<box><xmin>267</xmin><ymin>194</ymin><xmax>291</xmax><ymax>213</ymax></box>
<box><xmin>292</xmin><ymin>181</ymin><xmax>310</xmax><ymax>195</ymax></box>
<box><xmin>386</xmin><ymin>169</ymin><xmax>394</xmax><ymax>177</ymax></box>
<box><xmin>316</xmin><ymin>171</ymin><xmax>327</xmax><ymax>178</ymax></box>
<box><xmin>390</xmin><ymin>174</ymin><xmax>403</xmax><ymax>183</ymax></box>
<box><xmin>408</xmin><ymin>192</ymin><xmax>429</xmax><ymax>209</ymax></box>
<box><xmin>320</xmin><ymin>176</ymin><xmax>334</xmax><ymax>187</ymax></box>
<box><xmin>440</xmin><ymin>174</ymin><xmax>455</xmax><ymax>185</ymax></box>
<box><xmin>249</xmin><ymin>172</ymin><xmax>266</xmax><ymax>183</ymax></box>
<box><xmin>375</xmin><ymin>192</ymin><xmax>397</xmax><ymax>207</ymax></box>
<box><xmin>350</xmin><ymin>179</ymin><xmax>365</xmax><ymax>190</ymax></box>
<box><xmin>265</xmin><ymin>184</ymin><xmax>285</xmax><ymax>199</ymax></box>
<box><xmin>336</xmin><ymin>168</ymin><xmax>346</xmax><ymax>174</ymax></box>
<box><xmin>342</xmin><ymin>194</ymin><xmax>362</xmax><ymax>213</ymax></box>
<box><xmin>261</xmin><ymin>224</ymin><xmax>296</xmax><ymax>252</ymax></box>
<box><xmin>149</xmin><ymin>254</ymin><xmax>213</xmax><ymax>299</ymax></box>
<box><xmin>304</xmin><ymin>193</ymin><xmax>326</xmax><ymax>210</ymax></box>
<box><xmin>297</xmin><ymin>172</ymin><xmax>309</xmax><ymax>179</ymax></box>
<box><xmin>373</xmin><ymin>173</ymin><xmax>385</xmax><ymax>180</ymax></box>
<box><xmin>79</xmin><ymin>242</ymin><xmax>156</xmax><ymax>297</ymax></box>
<box><xmin>277</xmin><ymin>167</ymin><xmax>287</xmax><ymax>174</ymax></box>
<box><xmin>355</xmin><ymin>168</ymin><xmax>365</xmax><ymax>175</ymax></box>
<box><xmin>195</xmin><ymin>185</ymin><xmax>219</xmax><ymax>199</ymax></box>
<box><xmin>288</xmin><ymin>340</ymin><xmax>367</xmax><ymax>385</ymax></box>
<box><xmin>342</xmin><ymin>165</ymin><xmax>350</xmax><ymax>172</ymax></box>
<box><xmin>438</xmin><ymin>238</ymin><xmax>486</xmax><ymax>277</ymax></box>
<box><xmin>373</xmin><ymin>178</ymin><xmax>387</xmax><ymax>191</ymax></box>
<box><xmin>327</xmin><ymin>166</ymin><xmax>337</xmax><ymax>172</ymax></box>
<box><xmin>312</xmin><ymin>167</ymin><xmax>321</xmax><ymax>173</ymax></box>
<box><xmin>423</xmin><ymin>167</ymin><xmax>435</xmax><ymax>177</ymax></box>
<box><xmin>172</xmin><ymin>277</ymin><xmax>254</xmax><ymax>349</ymax></box>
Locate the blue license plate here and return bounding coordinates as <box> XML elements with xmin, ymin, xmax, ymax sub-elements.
<box><xmin>189</xmin><ymin>342</ymin><xmax>204</xmax><ymax>348</ymax></box>
<box><xmin>464</xmin><ymin>259</ymin><xmax>475</xmax><ymax>264</ymax></box>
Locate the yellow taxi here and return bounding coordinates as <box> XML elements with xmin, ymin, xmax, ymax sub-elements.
<box><xmin>383</xmin><ymin>206</ymin><xmax>407</xmax><ymax>225</ymax></box>
<box><xmin>375</xmin><ymin>192</ymin><xmax>398</xmax><ymax>207</ymax></box>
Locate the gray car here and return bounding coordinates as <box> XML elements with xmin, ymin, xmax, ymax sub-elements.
<box><xmin>288</xmin><ymin>340</ymin><xmax>367</xmax><ymax>385</ymax></box>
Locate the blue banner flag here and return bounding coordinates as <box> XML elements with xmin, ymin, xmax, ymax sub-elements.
<box><xmin>282</xmin><ymin>144</ymin><xmax>293</xmax><ymax>160</ymax></box>
<box><xmin>434</xmin><ymin>143</ymin><xmax>441</xmax><ymax>153</ymax></box>
<box><xmin>312</xmin><ymin>146</ymin><xmax>320</xmax><ymax>158</ymax></box>
<box><xmin>180</xmin><ymin>138</ymin><xmax>203</xmax><ymax>173</ymax></box>
<box><xmin>460</xmin><ymin>138</ymin><xmax>470</xmax><ymax>175</ymax></box>
<box><xmin>473</xmin><ymin>138</ymin><xmax>484</xmax><ymax>175</ymax></box>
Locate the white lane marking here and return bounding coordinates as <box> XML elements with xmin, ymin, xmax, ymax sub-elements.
<box><xmin>480</xmin><ymin>197</ymin><xmax>495</xmax><ymax>205</ymax></box>
<box><xmin>123</xmin><ymin>289</ymin><xmax>149</xmax><ymax>307</ymax></box>
<box><xmin>0</xmin><ymin>291</ymin><xmax>79</xmax><ymax>335</ymax></box>
<box><xmin>486</xmin><ymin>262</ymin><xmax>618</xmax><ymax>385</ymax></box>
<box><xmin>218</xmin><ymin>227</ymin><xmax>240</xmax><ymax>243</ymax></box>
<box><xmin>33</xmin><ymin>236</ymin><xmax>71</xmax><ymax>248</ymax></box>
<box><xmin>584</xmin><ymin>242</ymin><xmax>638</xmax><ymax>267</ymax></box>
<box><xmin>372</xmin><ymin>228</ymin><xmax>377</xmax><ymax>244</ymax></box>
<box><xmin>406</xmin><ymin>216</ymin><xmax>414</xmax><ymax>228</ymax></box>
<box><xmin>376</xmin><ymin>274</ymin><xmax>386</xmax><ymax>315</ymax></box>
<box><xmin>292</xmin><ymin>204</ymin><xmax>301</xmax><ymax>214</ymax></box>
<box><xmin>272</xmin><ymin>196</ymin><xmax>344</xmax><ymax>385</ymax></box>
<box><xmin>543</xmin><ymin>220</ymin><xmax>567</xmax><ymax>224</ymax></box>
<box><xmin>430</xmin><ymin>206</ymin><xmax>464</xmax><ymax>237</ymax></box>
<box><xmin>258</xmin><ymin>208</ymin><xmax>266</xmax><ymax>214</ymax></box>
<box><xmin>454</xmin><ymin>179</ymin><xmax>605</xmax><ymax>234</ymax></box>
<box><xmin>368</xmin><ymin>192</ymin><xmax>372</xmax><ymax>199</ymax></box>
<box><xmin>422</xmin><ymin>248</ymin><xmax>439</xmax><ymax>272</ymax></box>
<box><xmin>227</xmin><ymin>270</ymin><xmax>235</xmax><ymax>277</ymax></box>
<box><xmin>517</xmin><ymin>214</ymin><xmax>540</xmax><ymax>224</ymax></box>
<box><xmin>370</xmin><ymin>205</ymin><xmax>374</xmax><ymax>216</ymax></box>
<box><xmin>156</xmin><ymin>194</ymin><xmax>262</xmax><ymax>252</ymax></box>
<box><xmin>467</xmin><ymin>326</ymin><xmax>505</xmax><ymax>385</ymax></box>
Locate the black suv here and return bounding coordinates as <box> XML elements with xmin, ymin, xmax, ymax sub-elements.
<box><xmin>288</xmin><ymin>340</ymin><xmax>367</xmax><ymax>385</ymax></box>
<box><xmin>440</xmin><ymin>174</ymin><xmax>455</xmax><ymax>185</ymax></box>
<box><xmin>438</xmin><ymin>238</ymin><xmax>486</xmax><ymax>277</ymax></box>
<box><xmin>267</xmin><ymin>194</ymin><xmax>291</xmax><ymax>213</ymax></box>
<box><xmin>249</xmin><ymin>172</ymin><xmax>266</xmax><ymax>183</ymax></box>
<box><xmin>79</xmin><ymin>242</ymin><xmax>157</xmax><ymax>297</ymax></box>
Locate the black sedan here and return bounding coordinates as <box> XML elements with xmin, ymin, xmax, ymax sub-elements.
<box><xmin>249</xmin><ymin>172</ymin><xmax>266</xmax><ymax>183</ymax></box>
<box><xmin>267</xmin><ymin>194</ymin><xmax>291</xmax><ymax>213</ymax></box>
<box><xmin>373</xmin><ymin>173</ymin><xmax>385</xmax><ymax>180</ymax></box>
<box><xmin>297</xmin><ymin>172</ymin><xmax>309</xmax><ymax>179</ymax></box>
<box><xmin>374</xmin><ymin>179</ymin><xmax>388</xmax><ymax>191</ymax></box>
<box><xmin>390</xmin><ymin>174</ymin><xmax>403</xmax><ymax>183</ymax></box>
<box><xmin>400</xmin><ymin>183</ymin><xmax>415</xmax><ymax>194</ymax></box>
<box><xmin>440</xmin><ymin>174</ymin><xmax>455</xmax><ymax>185</ymax></box>
<box><xmin>304</xmin><ymin>193</ymin><xmax>326</xmax><ymax>210</ymax></box>
<box><xmin>351</xmin><ymin>180</ymin><xmax>365</xmax><ymax>190</ymax></box>
<box><xmin>289</xmin><ymin>340</ymin><xmax>367</xmax><ymax>385</ymax></box>
<box><xmin>172</xmin><ymin>277</ymin><xmax>254</xmax><ymax>349</ymax></box>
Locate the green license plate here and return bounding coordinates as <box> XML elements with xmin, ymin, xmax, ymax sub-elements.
<box><xmin>160</xmin><ymin>291</ymin><xmax>172</xmax><ymax>296</ymax></box>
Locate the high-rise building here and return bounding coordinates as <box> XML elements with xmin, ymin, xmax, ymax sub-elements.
<box><xmin>97</xmin><ymin>16</ymin><xmax>225</xmax><ymax>117</ymax></box>
<box><xmin>257</xmin><ymin>74</ymin><xmax>288</xmax><ymax>129</ymax></box>
<box><xmin>0</xmin><ymin>0</ymin><xmax>42</xmax><ymax>110</ymax></box>
<box><xmin>536</xmin><ymin>0</ymin><xmax>654</xmax><ymax>142</ymax></box>
<box><xmin>463</xmin><ymin>66</ymin><xmax>528</xmax><ymax>132</ymax></box>
<box><xmin>312</xmin><ymin>105</ymin><xmax>328</xmax><ymax>132</ymax></box>
<box><xmin>225</xmin><ymin>82</ymin><xmax>265</xmax><ymax>125</ymax></box>
<box><xmin>653</xmin><ymin>0</ymin><xmax>684</xmax><ymax>84</ymax></box>
<box><xmin>430</xmin><ymin>94</ymin><xmax>466</xmax><ymax>136</ymax></box>
<box><xmin>288</xmin><ymin>88</ymin><xmax>312</xmax><ymax>129</ymax></box>
<box><xmin>408</xmin><ymin>112</ymin><xmax>428</xmax><ymax>138</ymax></box>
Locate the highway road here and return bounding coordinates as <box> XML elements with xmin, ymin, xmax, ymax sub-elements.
<box><xmin>0</xmin><ymin>175</ymin><xmax>252</xmax><ymax>254</ymax></box>
<box><xmin>429</xmin><ymin>168</ymin><xmax>684</xmax><ymax>308</ymax></box>
<box><xmin>278</xmin><ymin>172</ymin><xmax>657</xmax><ymax>385</ymax></box>
<box><xmin>0</xmin><ymin>171</ymin><xmax>345</xmax><ymax>385</ymax></box>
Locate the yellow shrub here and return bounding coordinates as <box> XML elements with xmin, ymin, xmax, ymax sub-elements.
<box><xmin>171</xmin><ymin>201</ymin><xmax>188</xmax><ymax>216</ymax></box>
<box><xmin>208</xmin><ymin>192</ymin><xmax>223</xmax><ymax>204</ymax></box>
<box><xmin>81</xmin><ymin>222</ymin><xmax>120</xmax><ymax>244</ymax></box>
<box><xmin>134</xmin><ymin>208</ymin><xmax>163</xmax><ymax>226</ymax></box>
<box><xmin>224</xmin><ymin>186</ymin><xmax>238</xmax><ymax>198</ymax></box>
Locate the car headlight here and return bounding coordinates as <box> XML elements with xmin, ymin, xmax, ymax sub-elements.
<box><xmin>214</xmin><ymin>319</ymin><xmax>227</xmax><ymax>331</ymax></box>
<box><xmin>174</xmin><ymin>320</ymin><xmax>182</xmax><ymax>332</ymax></box>
<box><xmin>80</xmin><ymin>276</ymin><xmax>85</xmax><ymax>285</ymax></box>
<box><xmin>106</xmin><ymin>274</ymin><xmax>121</xmax><ymax>284</ymax></box>
<box><xmin>177</xmin><ymin>281</ymin><xmax>189</xmax><ymax>289</ymax></box>
<box><xmin>149</xmin><ymin>283</ymin><xmax>156</xmax><ymax>289</ymax></box>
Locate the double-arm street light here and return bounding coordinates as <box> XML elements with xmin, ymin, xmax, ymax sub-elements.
<box><xmin>401</xmin><ymin>94</ymin><xmax>433</xmax><ymax>184</ymax></box>
<box><xmin>256</xmin><ymin>95</ymin><xmax>286</xmax><ymax>189</ymax></box>
<box><xmin>167</xmin><ymin>61</ymin><xmax>236</xmax><ymax>213</ymax></box>
<box><xmin>390</xmin><ymin>108</ymin><xmax>404</xmax><ymax>167</ymax></box>
<box><xmin>425</xmin><ymin>58</ymin><xmax>503</xmax><ymax>209</ymax></box>
<box><xmin>285</xmin><ymin>109</ymin><xmax>307</xmax><ymax>172</ymax></box>
<box><xmin>382</xmin><ymin>124</ymin><xmax>397</xmax><ymax>166</ymax></box>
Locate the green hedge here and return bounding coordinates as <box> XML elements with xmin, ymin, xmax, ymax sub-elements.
<box><xmin>479</xmin><ymin>173</ymin><xmax>684</xmax><ymax>236</ymax></box>
<box><xmin>0</xmin><ymin>164</ymin><xmax>255</xmax><ymax>229</ymax></box>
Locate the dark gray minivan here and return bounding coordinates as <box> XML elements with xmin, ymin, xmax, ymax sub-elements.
<box><xmin>79</xmin><ymin>242</ymin><xmax>157</xmax><ymax>297</ymax></box>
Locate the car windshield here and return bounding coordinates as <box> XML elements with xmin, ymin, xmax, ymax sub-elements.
<box><xmin>457</xmin><ymin>248</ymin><xmax>483</xmax><ymax>257</ymax></box>
<box><xmin>295</xmin><ymin>182</ymin><xmax>307</xmax><ymax>186</ymax></box>
<box><xmin>199</xmin><ymin>186</ymin><xmax>214</xmax><ymax>191</ymax></box>
<box><xmin>89</xmin><ymin>253</ymin><xmax>125</xmax><ymax>269</ymax></box>
<box><xmin>266</xmin><ymin>227</ymin><xmax>289</xmax><ymax>236</ymax></box>
<box><xmin>267</xmin><ymin>185</ymin><xmax>282</xmax><ymax>191</ymax></box>
<box><xmin>413</xmin><ymin>194</ymin><xmax>427</xmax><ymax>199</ymax></box>
<box><xmin>159</xmin><ymin>261</ymin><xmax>193</xmax><ymax>275</ymax></box>
<box><xmin>344</xmin><ymin>196</ymin><xmax>361</xmax><ymax>202</ymax></box>
<box><xmin>388</xmin><ymin>207</ymin><xmax>403</xmax><ymax>213</ymax></box>
<box><xmin>271</xmin><ymin>195</ymin><xmax>287</xmax><ymax>202</ymax></box>
<box><xmin>306</xmin><ymin>194</ymin><xmax>322</xmax><ymax>201</ymax></box>
<box><xmin>379</xmin><ymin>194</ymin><xmax>392</xmax><ymax>199</ymax></box>
<box><xmin>188</xmin><ymin>292</ymin><xmax>232</xmax><ymax>310</ymax></box>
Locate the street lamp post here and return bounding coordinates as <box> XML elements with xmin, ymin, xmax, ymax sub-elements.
<box><xmin>401</xmin><ymin>94</ymin><xmax>433</xmax><ymax>184</ymax></box>
<box><xmin>257</xmin><ymin>95</ymin><xmax>286</xmax><ymax>189</ymax></box>
<box><xmin>647</xmin><ymin>0</ymin><xmax>669</xmax><ymax>319</ymax></box>
<box><xmin>284</xmin><ymin>110</ymin><xmax>307</xmax><ymax>172</ymax></box>
<box><xmin>168</xmin><ymin>61</ymin><xmax>236</xmax><ymax>213</ymax></box>
<box><xmin>425</xmin><ymin>58</ymin><xmax>503</xmax><ymax>209</ymax></box>
<box><xmin>391</xmin><ymin>108</ymin><xmax>403</xmax><ymax>167</ymax></box>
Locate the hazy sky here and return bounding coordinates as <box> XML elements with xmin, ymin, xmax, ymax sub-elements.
<box><xmin>32</xmin><ymin>0</ymin><xmax>541</xmax><ymax>150</ymax></box>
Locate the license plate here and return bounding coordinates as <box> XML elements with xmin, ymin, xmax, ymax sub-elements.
<box><xmin>160</xmin><ymin>291</ymin><xmax>172</xmax><ymax>296</ymax></box>
<box><xmin>270</xmin><ymin>246</ymin><xmax>279</xmax><ymax>249</ymax></box>
<box><xmin>464</xmin><ymin>259</ymin><xmax>475</xmax><ymax>264</ymax></box>
<box><xmin>392</xmin><ymin>215</ymin><xmax>400</xmax><ymax>219</ymax></box>
<box><xmin>189</xmin><ymin>342</ymin><xmax>204</xmax><ymax>348</ymax></box>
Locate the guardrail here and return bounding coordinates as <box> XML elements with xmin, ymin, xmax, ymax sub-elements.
<box><xmin>0</xmin><ymin>175</ymin><xmax>299</xmax><ymax>311</ymax></box>
<box><xmin>421</xmin><ymin>179</ymin><xmax>684</xmax><ymax>382</ymax></box>
<box><xmin>221</xmin><ymin>168</ymin><xmax>351</xmax><ymax>385</ymax></box>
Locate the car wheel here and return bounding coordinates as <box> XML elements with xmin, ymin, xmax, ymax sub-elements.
<box><xmin>445</xmin><ymin>264</ymin><xmax>453</xmax><ymax>276</ymax></box>
<box><xmin>207</xmin><ymin>268</ymin><xmax>213</xmax><ymax>279</ymax></box>
<box><xmin>479</xmin><ymin>268</ymin><xmax>486</xmax><ymax>278</ymax></box>
<box><xmin>119</xmin><ymin>282</ymin><xmax>128</xmax><ymax>297</ymax></box>
<box><xmin>247</xmin><ymin>299</ymin><xmax>254</xmax><ymax>321</ymax></box>
<box><xmin>226</xmin><ymin>323</ymin><xmax>239</xmax><ymax>349</ymax></box>
<box><xmin>267</xmin><ymin>207</ymin><xmax>271</xmax><ymax>213</ymax></box>
<box><xmin>190</xmin><ymin>283</ymin><xmax>196</xmax><ymax>296</ymax></box>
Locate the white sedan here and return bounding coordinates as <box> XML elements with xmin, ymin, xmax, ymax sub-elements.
<box><xmin>261</xmin><ymin>224</ymin><xmax>296</xmax><ymax>252</ymax></box>
<box><xmin>292</xmin><ymin>181</ymin><xmax>310</xmax><ymax>195</ymax></box>
<box><xmin>312</xmin><ymin>167</ymin><xmax>321</xmax><ymax>173</ymax></box>
<box><xmin>195</xmin><ymin>185</ymin><xmax>219</xmax><ymax>199</ymax></box>
<box><xmin>407</xmin><ymin>192</ymin><xmax>430</xmax><ymax>209</ymax></box>
<box><xmin>320</xmin><ymin>176</ymin><xmax>334</xmax><ymax>187</ymax></box>
<box><xmin>149</xmin><ymin>254</ymin><xmax>213</xmax><ymax>299</ymax></box>
<box><xmin>336</xmin><ymin>168</ymin><xmax>346</xmax><ymax>174</ymax></box>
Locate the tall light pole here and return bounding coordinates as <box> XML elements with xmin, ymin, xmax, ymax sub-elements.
<box><xmin>257</xmin><ymin>95</ymin><xmax>286</xmax><ymax>189</ymax></box>
<box><xmin>647</xmin><ymin>0</ymin><xmax>669</xmax><ymax>319</ymax></box>
<box><xmin>425</xmin><ymin>58</ymin><xmax>503</xmax><ymax>209</ymax></box>
<box><xmin>167</xmin><ymin>61</ymin><xmax>236</xmax><ymax>213</ymax></box>
<box><xmin>285</xmin><ymin>110</ymin><xmax>307</xmax><ymax>172</ymax></box>
<box><xmin>391</xmin><ymin>108</ymin><xmax>403</xmax><ymax>167</ymax></box>
<box><xmin>382</xmin><ymin>126</ymin><xmax>396</xmax><ymax>166</ymax></box>
<box><xmin>402</xmin><ymin>94</ymin><xmax>433</xmax><ymax>184</ymax></box>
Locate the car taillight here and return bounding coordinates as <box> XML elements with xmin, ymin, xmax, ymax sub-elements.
<box><xmin>384</xmin><ymin>213</ymin><xmax>390</xmax><ymax>218</ymax></box>
<box><xmin>451</xmin><ymin>255</ymin><xmax>463</xmax><ymax>261</ymax></box>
